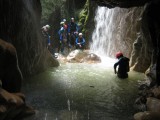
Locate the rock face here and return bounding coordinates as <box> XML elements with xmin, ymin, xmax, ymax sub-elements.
<box><xmin>0</xmin><ymin>39</ymin><xmax>35</xmax><ymax>119</ymax></box>
<box><xmin>134</xmin><ymin>97</ymin><xmax>160</xmax><ymax>120</ymax></box>
<box><xmin>0</xmin><ymin>88</ymin><xmax>35</xmax><ymax>120</ymax></box>
<box><xmin>134</xmin><ymin>86</ymin><xmax>160</xmax><ymax>120</ymax></box>
<box><xmin>0</xmin><ymin>39</ymin><xmax>22</xmax><ymax>93</ymax></box>
<box><xmin>0</xmin><ymin>0</ymin><xmax>59</xmax><ymax>77</ymax></box>
<box><xmin>90</xmin><ymin>0</ymin><xmax>160</xmax><ymax>85</ymax></box>
<box><xmin>91</xmin><ymin>0</ymin><xmax>151</xmax><ymax>8</ymax></box>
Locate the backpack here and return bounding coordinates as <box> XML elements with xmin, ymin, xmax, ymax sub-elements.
<box><xmin>125</xmin><ymin>57</ymin><xmax>130</xmax><ymax>72</ymax></box>
<box><xmin>120</xmin><ymin>57</ymin><xmax>130</xmax><ymax>72</ymax></box>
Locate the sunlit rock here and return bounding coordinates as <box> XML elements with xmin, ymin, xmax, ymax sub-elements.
<box><xmin>67</xmin><ymin>50</ymin><xmax>88</xmax><ymax>63</ymax></box>
<box><xmin>82</xmin><ymin>53</ymin><xmax>101</xmax><ymax>63</ymax></box>
<box><xmin>66</xmin><ymin>50</ymin><xmax>101</xmax><ymax>63</ymax></box>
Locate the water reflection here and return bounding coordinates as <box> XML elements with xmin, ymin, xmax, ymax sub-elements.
<box><xmin>23</xmin><ymin>63</ymin><xmax>144</xmax><ymax>120</ymax></box>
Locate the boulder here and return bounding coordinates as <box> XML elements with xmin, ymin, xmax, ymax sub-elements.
<box><xmin>82</xmin><ymin>53</ymin><xmax>101</xmax><ymax>63</ymax></box>
<box><xmin>67</xmin><ymin>49</ymin><xmax>88</xmax><ymax>63</ymax></box>
<box><xmin>0</xmin><ymin>88</ymin><xmax>35</xmax><ymax>120</ymax></box>
<box><xmin>151</xmin><ymin>87</ymin><xmax>160</xmax><ymax>99</ymax></box>
<box><xmin>134</xmin><ymin>111</ymin><xmax>160</xmax><ymax>120</ymax></box>
<box><xmin>146</xmin><ymin>97</ymin><xmax>160</xmax><ymax>112</ymax></box>
<box><xmin>66</xmin><ymin>50</ymin><xmax>101</xmax><ymax>63</ymax></box>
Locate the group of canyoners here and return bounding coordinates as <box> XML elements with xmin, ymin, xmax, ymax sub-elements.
<box><xmin>41</xmin><ymin>17</ymin><xmax>85</xmax><ymax>55</ymax></box>
<box><xmin>41</xmin><ymin>18</ymin><xmax>130</xmax><ymax>79</ymax></box>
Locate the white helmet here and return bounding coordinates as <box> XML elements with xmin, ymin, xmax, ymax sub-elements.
<box><xmin>60</xmin><ymin>21</ymin><xmax>64</xmax><ymax>25</ymax></box>
<box><xmin>45</xmin><ymin>24</ymin><xmax>50</xmax><ymax>29</ymax></box>
<box><xmin>63</xmin><ymin>19</ymin><xmax>66</xmax><ymax>22</ymax></box>
<box><xmin>79</xmin><ymin>33</ymin><xmax>83</xmax><ymax>36</ymax></box>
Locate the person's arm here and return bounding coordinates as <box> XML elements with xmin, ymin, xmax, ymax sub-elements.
<box><xmin>80</xmin><ymin>38</ymin><xmax>85</xmax><ymax>45</ymax></box>
<box><xmin>48</xmin><ymin>35</ymin><xmax>51</xmax><ymax>45</ymax></box>
<box><xmin>68</xmin><ymin>24</ymin><xmax>70</xmax><ymax>34</ymax></box>
<box><xmin>76</xmin><ymin>23</ymin><xmax>79</xmax><ymax>32</ymax></box>
<box><xmin>75</xmin><ymin>38</ymin><xmax>79</xmax><ymax>45</ymax></box>
<box><xmin>114</xmin><ymin>61</ymin><xmax>119</xmax><ymax>74</ymax></box>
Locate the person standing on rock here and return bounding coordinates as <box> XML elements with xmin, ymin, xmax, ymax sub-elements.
<box><xmin>114</xmin><ymin>52</ymin><xmax>130</xmax><ymax>79</ymax></box>
<box><xmin>58</xmin><ymin>22</ymin><xmax>67</xmax><ymax>54</ymax></box>
<box><xmin>68</xmin><ymin>17</ymin><xmax>79</xmax><ymax>49</ymax></box>
<box><xmin>41</xmin><ymin>24</ymin><xmax>51</xmax><ymax>48</ymax></box>
<box><xmin>75</xmin><ymin>33</ymin><xmax>85</xmax><ymax>50</ymax></box>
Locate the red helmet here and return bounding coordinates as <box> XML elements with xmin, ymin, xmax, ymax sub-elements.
<box><xmin>116</xmin><ymin>52</ymin><xmax>123</xmax><ymax>58</ymax></box>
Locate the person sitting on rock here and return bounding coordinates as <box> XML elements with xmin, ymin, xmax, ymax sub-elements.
<box><xmin>75</xmin><ymin>33</ymin><xmax>85</xmax><ymax>50</ymax></box>
<box><xmin>114</xmin><ymin>52</ymin><xmax>130</xmax><ymax>79</ymax></box>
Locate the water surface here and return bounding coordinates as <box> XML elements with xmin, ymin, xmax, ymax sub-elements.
<box><xmin>23</xmin><ymin>62</ymin><xmax>144</xmax><ymax>120</ymax></box>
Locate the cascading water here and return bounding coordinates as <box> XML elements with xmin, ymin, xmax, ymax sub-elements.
<box><xmin>90</xmin><ymin>6</ymin><xmax>144</xmax><ymax>58</ymax></box>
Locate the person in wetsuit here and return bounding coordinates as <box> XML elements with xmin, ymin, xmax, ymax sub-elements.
<box><xmin>75</xmin><ymin>33</ymin><xmax>85</xmax><ymax>50</ymax></box>
<box><xmin>114</xmin><ymin>52</ymin><xmax>130</xmax><ymax>79</ymax></box>
<box><xmin>68</xmin><ymin>18</ymin><xmax>79</xmax><ymax>48</ymax></box>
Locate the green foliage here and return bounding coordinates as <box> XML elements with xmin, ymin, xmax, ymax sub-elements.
<box><xmin>40</xmin><ymin>0</ymin><xmax>63</xmax><ymax>23</ymax></box>
<box><xmin>78</xmin><ymin>0</ymin><xmax>89</xmax><ymax>33</ymax></box>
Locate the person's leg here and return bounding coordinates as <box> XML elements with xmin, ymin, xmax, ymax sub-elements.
<box><xmin>117</xmin><ymin>73</ymin><xmax>128</xmax><ymax>79</ymax></box>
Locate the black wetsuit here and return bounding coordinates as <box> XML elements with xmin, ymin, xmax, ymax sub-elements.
<box><xmin>114</xmin><ymin>57</ymin><xmax>130</xmax><ymax>79</ymax></box>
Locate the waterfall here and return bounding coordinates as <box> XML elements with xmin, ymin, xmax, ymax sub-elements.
<box><xmin>90</xmin><ymin>6</ymin><xmax>144</xmax><ymax>58</ymax></box>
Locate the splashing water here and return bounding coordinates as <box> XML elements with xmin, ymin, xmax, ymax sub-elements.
<box><xmin>90</xmin><ymin>7</ymin><xmax>144</xmax><ymax>59</ymax></box>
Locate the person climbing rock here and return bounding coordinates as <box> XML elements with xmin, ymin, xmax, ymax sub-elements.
<box><xmin>75</xmin><ymin>33</ymin><xmax>85</xmax><ymax>50</ymax></box>
<box><xmin>114</xmin><ymin>52</ymin><xmax>130</xmax><ymax>79</ymax></box>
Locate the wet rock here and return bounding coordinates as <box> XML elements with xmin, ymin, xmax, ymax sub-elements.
<box><xmin>82</xmin><ymin>53</ymin><xmax>101</xmax><ymax>63</ymax></box>
<box><xmin>92</xmin><ymin>0</ymin><xmax>150</xmax><ymax>8</ymax></box>
<box><xmin>138</xmin><ymin>84</ymin><xmax>150</xmax><ymax>90</ymax></box>
<box><xmin>0</xmin><ymin>0</ymin><xmax>58</xmax><ymax>77</ymax></box>
<box><xmin>46</xmin><ymin>50</ymin><xmax>59</xmax><ymax>67</ymax></box>
<box><xmin>146</xmin><ymin>97</ymin><xmax>160</xmax><ymax>112</ymax></box>
<box><xmin>134</xmin><ymin>111</ymin><xmax>160</xmax><ymax>120</ymax></box>
<box><xmin>67</xmin><ymin>50</ymin><xmax>101</xmax><ymax>63</ymax></box>
<box><xmin>135</xmin><ymin>96</ymin><xmax>147</xmax><ymax>111</ymax></box>
<box><xmin>0</xmin><ymin>88</ymin><xmax>35</xmax><ymax>120</ymax></box>
<box><xmin>67</xmin><ymin>50</ymin><xmax>88</xmax><ymax>63</ymax></box>
<box><xmin>145</xmin><ymin>64</ymin><xmax>156</xmax><ymax>81</ymax></box>
<box><xmin>0</xmin><ymin>39</ymin><xmax>22</xmax><ymax>93</ymax></box>
<box><xmin>151</xmin><ymin>87</ymin><xmax>160</xmax><ymax>99</ymax></box>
